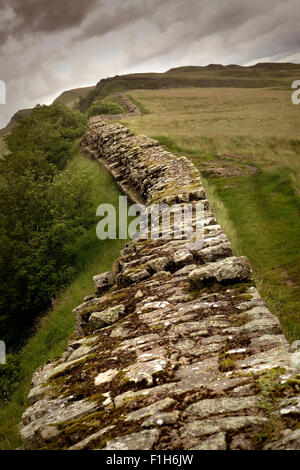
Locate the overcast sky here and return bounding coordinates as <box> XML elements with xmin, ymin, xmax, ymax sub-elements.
<box><xmin>0</xmin><ymin>0</ymin><xmax>300</xmax><ymax>127</ymax></box>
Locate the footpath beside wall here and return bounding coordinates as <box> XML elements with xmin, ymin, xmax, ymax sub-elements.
<box><xmin>19</xmin><ymin>116</ymin><xmax>300</xmax><ymax>450</ymax></box>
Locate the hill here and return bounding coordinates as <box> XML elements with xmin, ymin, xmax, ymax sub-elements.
<box><xmin>0</xmin><ymin>86</ymin><xmax>95</xmax><ymax>145</ymax></box>
<box><xmin>80</xmin><ymin>62</ymin><xmax>300</xmax><ymax>111</ymax></box>
<box><xmin>53</xmin><ymin>85</ymin><xmax>96</xmax><ymax>108</ymax></box>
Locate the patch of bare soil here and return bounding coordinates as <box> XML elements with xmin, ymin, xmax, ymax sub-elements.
<box><xmin>202</xmin><ymin>160</ymin><xmax>258</xmax><ymax>177</ymax></box>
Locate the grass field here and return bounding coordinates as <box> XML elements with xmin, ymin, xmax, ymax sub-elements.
<box><xmin>121</xmin><ymin>87</ymin><xmax>300</xmax><ymax>342</ymax></box>
<box><xmin>122</xmin><ymin>88</ymin><xmax>300</xmax><ymax>190</ymax></box>
<box><xmin>0</xmin><ymin>143</ymin><xmax>127</xmax><ymax>450</ymax></box>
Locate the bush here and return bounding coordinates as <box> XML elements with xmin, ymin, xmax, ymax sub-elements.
<box><xmin>0</xmin><ymin>356</ymin><xmax>21</xmax><ymax>403</ymax></box>
<box><xmin>87</xmin><ymin>98</ymin><xmax>124</xmax><ymax>117</ymax></box>
<box><xmin>0</xmin><ymin>104</ymin><xmax>93</xmax><ymax>349</ymax></box>
<box><xmin>5</xmin><ymin>104</ymin><xmax>87</xmax><ymax>169</ymax></box>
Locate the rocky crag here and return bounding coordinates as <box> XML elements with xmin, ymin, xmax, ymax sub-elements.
<box><xmin>19</xmin><ymin>113</ymin><xmax>300</xmax><ymax>450</ymax></box>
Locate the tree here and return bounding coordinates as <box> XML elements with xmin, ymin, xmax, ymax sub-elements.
<box><xmin>0</xmin><ymin>104</ymin><xmax>92</xmax><ymax>349</ymax></box>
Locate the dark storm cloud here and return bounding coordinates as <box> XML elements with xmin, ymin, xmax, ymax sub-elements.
<box><xmin>121</xmin><ymin>0</ymin><xmax>300</xmax><ymax>65</ymax></box>
<box><xmin>0</xmin><ymin>0</ymin><xmax>98</xmax><ymax>43</ymax></box>
<box><xmin>76</xmin><ymin>0</ymin><xmax>163</xmax><ymax>40</ymax></box>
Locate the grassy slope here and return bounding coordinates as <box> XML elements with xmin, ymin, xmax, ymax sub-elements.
<box><xmin>121</xmin><ymin>87</ymin><xmax>300</xmax><ymax>342</ymax></box>
<box><xmin>53</xmin><ymin>86</ymin><xmax>96</xmax><ymax>108</ymax></box>
<box><xmin>0</xmin><ymin>143</ymin><xmax>128</xmax><ymax>450</ymax></box>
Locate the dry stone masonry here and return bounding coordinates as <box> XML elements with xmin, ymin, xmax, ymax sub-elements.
<box><xmin>19</xmin><ymin>111</ymin><xmax>300</xmax><ymax>450</ymax></box>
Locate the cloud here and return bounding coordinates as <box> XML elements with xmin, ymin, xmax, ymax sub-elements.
<box><xmin>76</xmin><ymin>0</ymin><xmax>160</xmax><ymax>41</ymax></box>
<box><xmin>0</xmin><ymin>0</ymin><xmax>299</xmax><ymax>128</ymax></box>
<box><xmin>0</xmin><ymin>0</ymin><xmax>98</xmax><ymax>43</ymax></box>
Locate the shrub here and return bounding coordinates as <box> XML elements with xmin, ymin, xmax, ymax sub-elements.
<box><xmin>87</xmin><ymin>98</ymin><xmax>124</xmax><ymax>117</ymax></box>
<box><xmin>0</xmin><ymin>104</ymin><xmax>93</xmax><ymax>349</ymax></box>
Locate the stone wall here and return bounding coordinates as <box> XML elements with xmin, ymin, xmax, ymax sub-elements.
<box><xmin>19</xmin><ymin>116</ymin><xmax>300</xmax><ymax>450</ymax></box>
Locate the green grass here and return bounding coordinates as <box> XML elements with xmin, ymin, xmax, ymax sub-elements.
<box><xmin>125</xmin><ymin>94</ymin><xmax>150</xmax><ymax>114</ymax></box>
<box><xmin>0</xmin><ymin>138</ymin><xmax>7</xmax><ymax>159</ymax></box>
<box><xmin>53</xmin><ymin>86</ymin><xmax>96</xmax><ymax>109</ymax></box>
<box><xmin>0</xmin><ymin>143</ymin><xmax>128</xmax><ymax>450</ymax></box>
<box><xmin>202</xmin><ymin>168</ymin><xmax>300</xmax><ymax>342</ymax></box>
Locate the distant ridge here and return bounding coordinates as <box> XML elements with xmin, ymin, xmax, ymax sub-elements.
<box><xmin>1</xmin><ymin>62</ymin><xmax>300</xmax><ymax>133</ymax></box>
<box><xmin>53</xmin><ymin>85</ymin><xmax>96</xmax><ymax>108</ymax></box>
<box><xmin>80</xmin><ymin>62</ymin><xmax>300</xmax><ymax>111</ymax></box>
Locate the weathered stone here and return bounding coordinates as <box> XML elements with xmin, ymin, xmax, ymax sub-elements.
<box><xmin>184</xmin><ymin>396</ymin><xmax>258</xmax><ymax>419</ymax></box>
<box><xmin>83</xmin><ymin>295</ymin><xmax>95</xmax><ymax>302</ymax></box>
<box><xmin>236</xmin><ymin>345</ymin><xmax>290</xmax><ymax>372</ymax></box>
<box><xmin>196</xmin><ymin>243</ymin><xmax>233</xmax><ymax>264</ymax></box>
<box><xmin>115</xmin><ymin>333</ymin><xmax>160</xmax><ymax>352</ymax></box>
<box><xmin>67</xmin><ymin>343</ymin><xmax>96</xmax><ymax>362</ymax></box>
<box><xmin>114</xmin><ymin>382</ymin><xmax>177</xmax><ymax>409</ymax></box>
<box><xmin>190</xmin><ymin>432</ymin><xmax>226</xmax><ymax>450</ymax></box>
<box><xmin>240</xmin><ymin>317</ymin><xmax>282</xmax><ymax>335</ymax></box>
<box><xmin>110</xmin><ymin>325</ymin><xmax>132</xmax><ymax>338</ymax></box>
<box><xmin>264</xmin><ymin>429</ymin><xmax>300</xmax><ymax>450</ymax></box>
<box><xmin>180</xmin><ymin>416</ymin><xmax>268</xmax><ymax>439</ymax></box>
<box><xmin>137</xmin><ymin>346</ymin><xmax>167</xmax><ymax>362</ymax></box>
<box><xmin>188</xmin><ymin>256</ymin><xmax>252</xmax><ymax>288</ymax></box>
<box><xmin>139</xmin><ymin>300</ymin><xmax>170</xmax><ymax>312</ymax></box>
<box><xmin>173</xmin><ymin>249</ymin><xmax>193</xmax><ymax>268</ymax></box>
<box><xmin>69</xmin><ymin>425</ymin><xmax>115</xmax><ymax>450</ymax></box>
<box><xmin>122</xmin><ymin>358</ymin><xmax>169</xmax><ymax>386</ymax></box>
<box><xmin>250</xmin><ymin>334</ymin><xmax>288</xmax><ymax>352</ymax></box>
<box><xmin>290</xmin><ymin>351</ymin><xmax>300</xmax><ymax>372</ymax></box>
<box><xmin>175</xmin><ymin>356</ymin><xmax>219</xmax><ymax>390</ymax></box>
<box><xmin>142</xmin><ymin>411</ymin><xmax>180</xmax><ymax>427</ymax></box>
<box><xmin>279</xmin><ymin>397</ymin><xmax>300</xmax><ymax>416</ymax></box>
<box><xmin>230</xmin><ymin>434</ymin><xmax>254</xmax><ymax>450</ymax></box>
<box><xmin>147</xmin><ymin>256</ymin><xmax>169</xmax><ymax>272</ymax></box>
<box><xmin>124</xmin><ymin>398</ymin><xmax>176</xmax><ymax>423</ymax></box>
<box><xmin>93</xmin><ymin>271</ymin><xmax>115</xmax><ymax>295</ymax></box>
<box><xmin>94</xmin><ymin>369</ymin><xmax>119</xmax><ymax>386</ymax></box>
<box><xmin>89</xmin><ymin>304</ymin><xmax>125</xmax><ymax>329</ymax></box>
<box><xmin>123</xmin><ymin>269</ymin><xmax>150</xmax><ymax>284</ymax></box>
<box><xmin>104</xmin><ymin>429</ymin><xmax>160</xmax><ymax>450</ymax></box>
<box><xmin>38</xmin><ymin>425</ymin><xmax>60</xmax><ymax>442</ymax></box>
<box><xmin>174</xmin><ymin>339</ymin><xmax>196</xmax><ymax>351</ymax></box>
<box><xmin>231</xmin><ymin>384</ymin><xmax>254</xmax><ymax>396</ymax></box>
<box><xmin>28</xmin><ymin>384</ymin><xmax>52</xmax><ymax>406</ymax></box>
<box><xmin>31</xmin><ymin>357</ymin><xmax>87</xmax><ymax>387</ymax></box>
<box><xmin>20</xmin><ymin>398</ymin><xmax>98</xmax><ymax>449</ymax></box>
<box><xmin>171</xmin><ymin>321</ymin><xmax>228</xmax><ymax>335</ymax></box>
<box><xmin>190</xmin><ymin>188</ymin><xmax>206</xmax><ymax>200</ymax></box>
